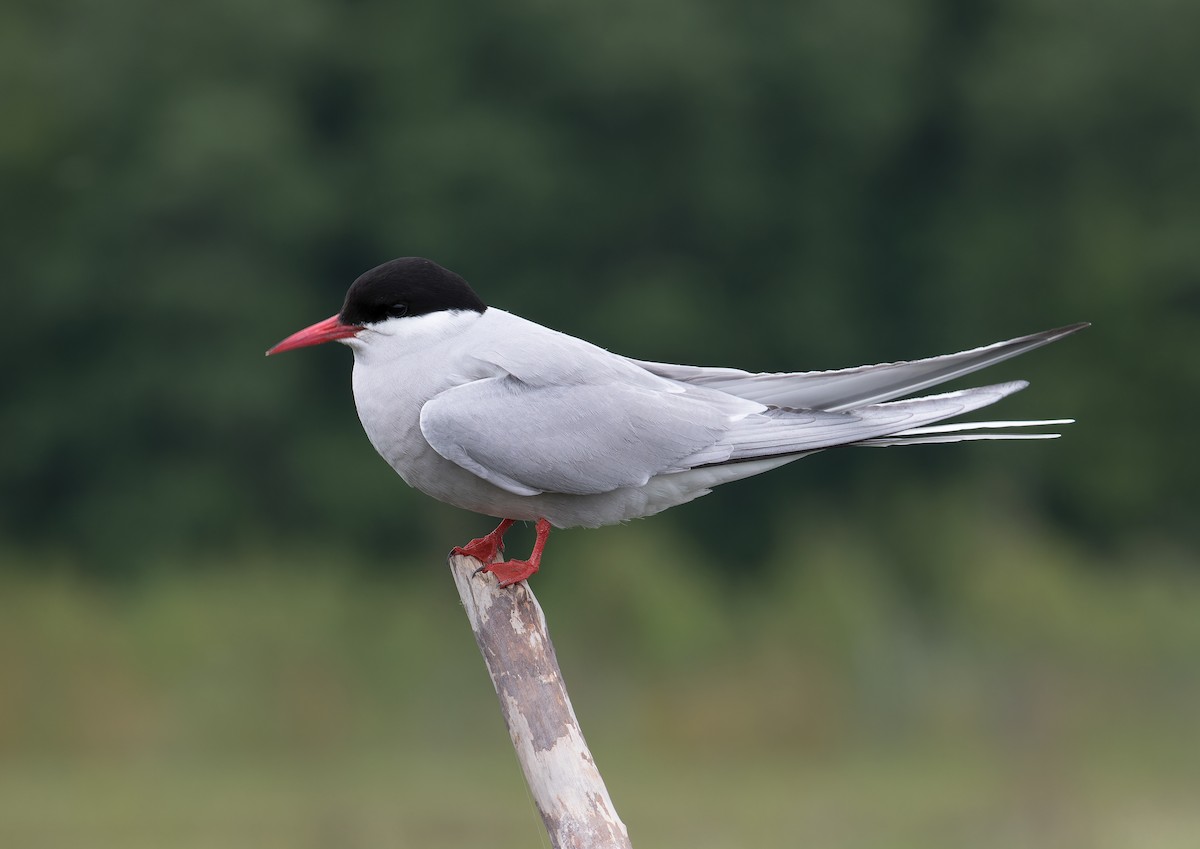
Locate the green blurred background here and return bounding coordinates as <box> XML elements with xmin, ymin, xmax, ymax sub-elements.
<box><xmin>3</xmin><ymin>0</ymin><xmax>1198</xmax><ymax>846</ymax></box>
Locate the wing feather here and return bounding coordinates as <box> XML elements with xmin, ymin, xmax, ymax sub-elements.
<box><xmin>419</xmin><ymin>376</ymin><xmax>736</xmax><ymax>496</ymax></box>
<box><xmin>631</xmin><ymin>323</ymin><xmax>1088</xmax><ymax>412</ymax></box>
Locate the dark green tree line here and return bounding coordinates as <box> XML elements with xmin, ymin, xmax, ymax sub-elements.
<box><xmin>2</xmin><ymin>0</ymin><xmax>1196</xmax><ymax>572</ymax></box>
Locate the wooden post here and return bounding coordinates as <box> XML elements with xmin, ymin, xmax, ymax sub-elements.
<box><xmin>448</xmin><ymin>553</ymin><xmax>633</xmax><ymax>849</ymax></box>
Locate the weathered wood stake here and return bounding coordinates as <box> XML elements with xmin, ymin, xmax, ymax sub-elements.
<box><xmin>448</xmin><ymin>553</ymin><xmax>633</xmax><ymax>849</ymax></box>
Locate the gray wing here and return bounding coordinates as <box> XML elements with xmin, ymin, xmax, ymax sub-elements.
<box><xmin>421</xmin><ymin>370</ymin><xmax>1035</xmax><ymax>497</ymax></box>
<box><xmin>630</xmin><ymin>323</ymin><xmax>1088</xmax><ymax>412</ymax></box>
<box><xmin>418</xmin><ymin>376</ymin><xmax>742</xmax><ymax>496</ymax></box>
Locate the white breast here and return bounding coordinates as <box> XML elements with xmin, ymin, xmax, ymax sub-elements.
<box><xmin>346</xmin><ymin>309</ymin><xmax>551</xmax><ymax>520</ymax></box>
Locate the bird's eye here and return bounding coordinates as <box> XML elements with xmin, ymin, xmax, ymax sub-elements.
<box><xmin>388</xmin><ymin>303</ymin><xmax>409</xmax><ymax>318</ymax></box>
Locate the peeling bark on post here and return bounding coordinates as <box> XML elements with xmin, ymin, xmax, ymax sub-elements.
<box><xmin>448</xmin><ymin>554</ymin><xmax>633</xmax><ymax>849</ymax></box>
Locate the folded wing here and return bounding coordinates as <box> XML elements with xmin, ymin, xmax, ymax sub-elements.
<box><xmin>419</xmin><ymin>377</ymin><xmax>739</xmax><ymax>496</ymax></box>
<box><xmin>420</xmin><ymin>370</ymin><xmax>1042</xmax><ymax>497</ymax></box>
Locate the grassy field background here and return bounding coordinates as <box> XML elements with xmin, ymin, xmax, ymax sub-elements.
<box><xmin>3</xmin><ymin>495</ymin><xmax>1196</xmax><ymax>848</ymax></box>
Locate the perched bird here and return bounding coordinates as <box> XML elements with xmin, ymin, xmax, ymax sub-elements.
<box><xmin>268</xmin><ymin>257</ymin><xmax>1085</xmax><ymax>587</ymax></box>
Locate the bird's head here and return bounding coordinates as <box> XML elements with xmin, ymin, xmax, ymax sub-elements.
<box><xmin>266</xmin><ymin>257</ymin><xmax>486</xmax><ymax>356</ymax></box>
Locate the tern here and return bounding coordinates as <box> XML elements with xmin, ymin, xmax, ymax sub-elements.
<box><xmin>268</xmin><ymin>257</ymin><xmax>1085</xmax><ymax>586</ymax></box>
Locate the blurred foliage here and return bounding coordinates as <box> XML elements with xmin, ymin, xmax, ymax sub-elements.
<box><xmin>1</xmin><ymin>513</ymin><xmax>1198</xmax><ymax>847</ymax></box>
<box><xmin>1</xmin><ymin>0</ymin><xmax>1197</xmax><ymax>574</ymax></box>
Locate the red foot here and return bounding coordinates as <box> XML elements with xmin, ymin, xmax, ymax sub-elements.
<box><xmin>473</xmin><ymin>518</ymin><xmax>552</xmax><ymax>588</ymax></box>
<box><xmin>451</xmin><ymin>519</ymin><xmax>515</xmax><ymax>563</ymax></box>
<box><xmin>478</xmin><ymin>557</ymin><xmax>540</xmax><ymax>588</ymax></box>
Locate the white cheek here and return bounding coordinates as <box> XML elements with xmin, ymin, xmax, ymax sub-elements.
<box><xmin>350</xmin><ymin>310</ymin><xmax>484</xmax><ymax>364</ymax></box>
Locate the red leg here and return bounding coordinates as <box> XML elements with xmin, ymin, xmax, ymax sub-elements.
<box><xmin>451</xmin><ymin>518</ymin><xmax>515</xmax><ymax>564</ymax></box>
<box><xmin>479</xmin><ymin>518</ymin><xmax>552</xmax><ymax>588</ymax></box>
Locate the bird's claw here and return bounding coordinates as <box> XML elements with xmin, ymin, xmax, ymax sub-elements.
<box><xmin>451</xmin><ymin>537</ymin><xmax>505</xmax><ymax>564</ymax></box>
<box><xmin>477</xmin><ymin>558</ymin><xmax>539</xmax><ymax>588</ymax></box>
<box><xmin>451</xmin><ymin>518</ymin><xmax>544</xmax><ymax>588</ymax></box>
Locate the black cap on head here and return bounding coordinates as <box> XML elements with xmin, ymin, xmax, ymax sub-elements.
<box><xmin>339</xmin><ymin>258</ymin><xmax>486</xmax><ymax>326</ymax></box>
